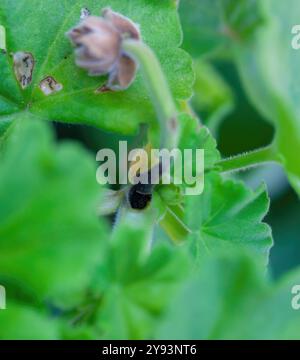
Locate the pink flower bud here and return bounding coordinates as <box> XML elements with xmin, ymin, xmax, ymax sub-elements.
<box><xmin>67</xmin><ymin>8</ymin><xmax>140</xmax><ymax>90</ymax></box>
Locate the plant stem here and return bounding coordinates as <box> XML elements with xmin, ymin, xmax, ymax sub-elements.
<box><xmin>122</xmin><ymin>39</ymin><xmax>179</xmax><ymax>150</ymax></box>
<box><xmin>216</xmin><ymin>144</ymin><xmax>281</xmax><ymax>173</ymax></box>
<box><xmin>122</xmin><ymin>39</ymin><xmax>188</xmax><ymax>244</ymax></box>
<box><xmin>159</xmin><ymin>204</ymin><xmax>191</xmax><ymax>245</ymax></box>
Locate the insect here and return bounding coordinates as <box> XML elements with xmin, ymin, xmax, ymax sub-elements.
<box><xmin>127</xmin><ymin>154</ymin><xmax>163</xmax><ymax>210</ymax></box>
<box><xmin>126</xmin><ymin>149</ymin><xmax>164</xmax><ymax>210</ymax></box>
<box><xmin>127</xmin><ymin>183</ymin><xmax>152</xmax><ymax>210</ymax></box>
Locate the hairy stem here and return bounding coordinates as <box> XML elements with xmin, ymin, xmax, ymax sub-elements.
<box><xmin>121</xmin><ymin>39</ymin><xmax>189</xmax><ymax>244</ymax></box>
<box><xmin>216</xmin><ymin>144</ymin><xmax>281</xmax><ymax>173</ymax></box>
<box><xmin>122</xmin><ymin>39</ymin><xmax>179</xmax><ymax>150</ymax></box>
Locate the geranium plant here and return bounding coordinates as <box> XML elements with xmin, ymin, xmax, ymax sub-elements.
<box><xmin>0</xmin><ymin>0</ymin><xmax>300</xmax><ymax>340</ymax></box>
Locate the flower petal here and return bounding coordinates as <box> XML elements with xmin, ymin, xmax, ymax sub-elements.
<box><xmin>108</xmin><ymin>54</ymin><xmax>137</xmax><ymax>90</ymax></box>
<box><xmin>102</xmin><ymin>8</ymin><xmax>140</xmax><ymax>40</ymax></box>
<box><xmin>67</xmin><ymin>16</ymin><xmax>121</xmax><ymax>74</ymax></box>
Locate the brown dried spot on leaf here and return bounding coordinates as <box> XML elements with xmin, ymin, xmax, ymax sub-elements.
<box><xmin>13</xmin><ymin>51</ymin><xmax>35</xmax><ymax>89</ymax></box>
<box><xmin>95</xmin><ymin>84</ymin><xmax>114</xmax><ymax>93</ymax></box>
<box><xmin>39</xmin><ymin>76</ymin><xmax>63</xmax><ymax>96</ymax></box>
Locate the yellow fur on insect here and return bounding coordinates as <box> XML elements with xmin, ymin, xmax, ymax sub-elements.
<box><xmin>128</xmin><ymin>143</ymin><xmax>160</xmax><ymax>183</ymax></box>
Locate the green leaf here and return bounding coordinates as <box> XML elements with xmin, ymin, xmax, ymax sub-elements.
<box><xmin>0</xmin><ymin>115</ymin><xmax>106</xmax><ymax>306</ymax></box>
<box><xmin>0</xmin><ymin>113</ymin><xmax>14</xmax><ymax>141</ymax></box>
<box><xmin>234</xmin><ymin>0</ymin><xmax>300</xmax><ymax>195</ymax></box>
<box><xmin>0</xmin><ymin>97</ymin><xmax>19</xmax><ymax>117</ymax></box>
<box><xmin>179</xmin><ymin>0</ymin><xmax>264</xmax><ymax>57</ymax></box>
<box><xmin>0</xmin><ymin>0</ymin><xmax>193</xmax><ymax>135</ymax></box>
<box><xmin>158</xmin><ymin>252</ymin><xmax>300</xmax><ymax>339</ymax></box>
<box><xmin>179</xmin><ymin>114</ymin><xmax>221</xmax><ymax>171</ymax></box>
<box><xmin>91</xmin><ymin>209</ymin><xmax>189</xmax><ymax>339</ymax></box>
<box><xmin>61</xmin><ymin>322</ymin><xmax>97</xmax><ymax>340</ymax></box>
<box><xmin>191</xmin><ymin>60</ymin><xmax>234</xmax><ymax>133</ymax></box>
<box><xmin>185</xmin><ymin>173</ymin><xmax>272</xmax><ymax>265</ymax></box>
<box><xmin>0</xmin><ymin>302</ymin><xmax>60</xmax><ymax>339</ymax></box>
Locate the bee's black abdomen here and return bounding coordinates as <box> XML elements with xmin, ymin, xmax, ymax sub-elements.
<box><xmin>128</xmin><ymin>184</ymin><xmax>152</xmax><ymax>210</ymax></box>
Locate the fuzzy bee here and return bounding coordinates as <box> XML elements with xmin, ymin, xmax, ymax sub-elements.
<box><xmin>127</xmin><ymin>183</ymin><xmax>152</xmax><ymax>210</ymax></box>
